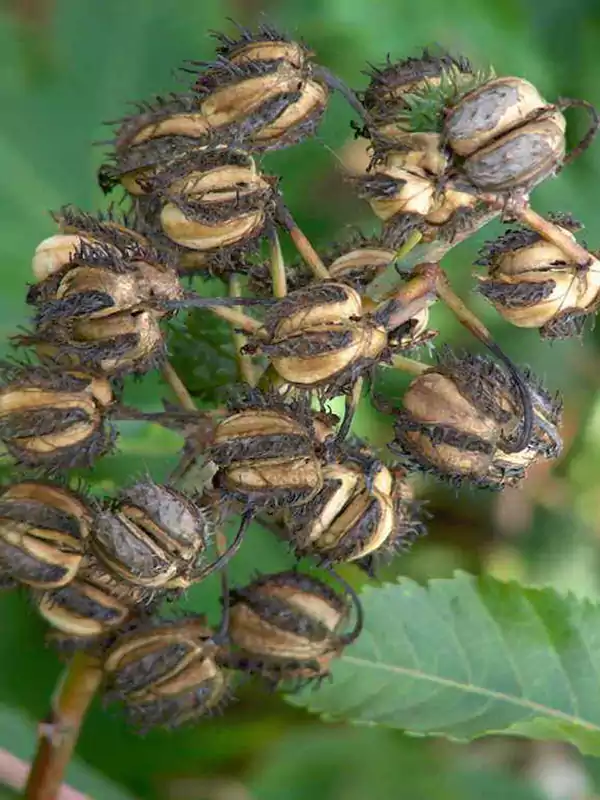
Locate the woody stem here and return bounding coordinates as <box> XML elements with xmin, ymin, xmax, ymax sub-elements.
<box><xmin>229</xmin><ymin>276</ymin><xmax>257</xmax><ymax>385</ymax></box>
<box><xmin>479</xmin><ymin>193</ymin><xmax>594</xmax><ymax>267</ymax></box>
<box><xmin>24</xmin><ymin>652</ymin><xmax>103</xmax><ymax>800</ymax></box>
<box><xmin>162</xmin><ymin>360</ymin><xmax>197</xmax><ymax>412</ymax></box>
<box><xmin>275</xmin><ymin>199</ymin><xmax>331</xmax><ymax>281</ymax></box>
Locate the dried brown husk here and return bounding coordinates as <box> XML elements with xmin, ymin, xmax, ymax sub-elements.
<box><xmin>193</xmin><ymin>25</ymin><xmax>328</xmax><ymax>150</ymax></box>
<box><xmin>0</xmin><ymin>482</ymin><xmax>91</xmax><ymax>589</ymax></box>
<box><xmin>92</xmin><ymin>482</ymin><xmax>210</xmax><ymax>590</ymax></box>
<box><xmin>477</xmin><ymin>219</ymin><xmax>600</xmax><ymax>336</ymax></box>
<box><xmin>224</xmin><ymin>571</ymin><xmax>349</xmax><ymax>684</ymax></box>
<box><xmin>210</xmin><ymin>406</ymin><xmax>323</xmax><ymax>508</ymax></box>
<box><xmin>390</xmin><ymin>350</ymin><xmax>562</xmax><ymax>488</ymax></box>
<box><xmin>0</xmin><ymin>365</ymin><xmax>115</xmax><ymax>471</ymax></box>
<box><xmin>103</xmin><ymin>617</ymin><xmax>229</xmax><ymax>728</ymax></box>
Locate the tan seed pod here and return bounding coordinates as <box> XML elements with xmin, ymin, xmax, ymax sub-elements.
<box><xmin>390</xmin><ymin>351</ymin><xmax>562</xmax><ymax>488</ymax></box>
<box><xmin>0</xmin><ymin>366</ymin><xmax>114</xmax><ymax>471</ymax></box>
<box><xmin>0</xmin><ymin>482</ymin><xmax>91</xmax><ymax>589</ymax></box>
<box><xmin>34</xmin><ymin>553</ymin><xmax>150</xmax><ymax>641</ymax></box>
<box><xmin>477</xmin><ymin>220</ymin><xmax>600</xmax><ymax>337</ymax></box>
<box><xmin>103</xmin><ymin>617</ymin><xmax>229</xmax><ymax>729</ymax></box>
<box><xmin>284</xmin><ymin>457</ymin><xmax>419</xmax><ymax>564</ymax></box>
<box><xmin>91</xmin><ymin>482</ymin><xmax>211</xmax><ymax>590</ymax></box>
<box><xmin>195</xmin><ymin>26</ymin><xmax>328</xmax><ymax>150</ymax></box>
<box><xmin>444</xmin><ymin>76</ymin><xmax>548</xmax><ymax>156</ymax></box>
<box><xmin>33</xmin><ymin>309</ymin><xmax>166</xmax><ymax>377</ymax></box>
<box><xmin>361</xmin><ymin>158</ymin><xmax>436</xmax><ymax>223</ymax></box>
<box><xmin>210</xmin><ymin>406</ymin><xmax>323</xmax><ymax>508</ymax></box>
<box><xmin>462</xmin><ymin>109</ymin><xmax>566</xmax><ymax>191</ymax></box>
<box><xmin>224</xmin><ymin>571</ymin><xmax>352</xmax><ymax>684</ymax></box>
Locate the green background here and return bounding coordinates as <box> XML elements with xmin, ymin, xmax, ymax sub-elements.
<box><xmin>1</xmin><ymin>0</ymin><xmax>600</xmax><ymax>797</ymax></box>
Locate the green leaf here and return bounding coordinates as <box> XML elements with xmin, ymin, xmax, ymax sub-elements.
<box><xmin>289</xmin><ymin>572</ymin><xmax>600</xmax><ymax>756</ymax></box>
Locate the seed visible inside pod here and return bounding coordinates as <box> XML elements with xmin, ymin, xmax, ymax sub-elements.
<box><xmin>103</xmin><ymin>617</ymin><xmax>229</xmax><ymax>729</ymax></box>
<box><xmin>0</xmin><ymin>366</ymin><xmax>114</xmax><ymax>471</ymax></box>
<box><xmin>0</xmin><ymin>482</ymin><xmax>91</xmax><ymax>589</ymax></box>
<box><xmin>444</xmin><ymin>76</ymin><xmax>548</xmax><ymax>156</ymax></box>
<box><xmin>390</xmin><ymin>351</ymin><xmax>562</xmax><ymax>487</ymax></box>
<box><xmin>224</xmin><ymin>571</ymin><xmax>351</xmax><ymax>683</ymax></box>
<box><xmin>210</xmin><ymin>407</ymin><xmax>323</xmax><ymax>508</ymax></box>
<box><xmin>92</xmin><ymin>482</ymin><xmax>210</xmax><ymax>590</ymax></box>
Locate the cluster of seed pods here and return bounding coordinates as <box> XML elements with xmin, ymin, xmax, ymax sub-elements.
<box><xmin>0</xmin><ymin>24</ymin><xmax>597</xmax><ymax>730</ymax></box>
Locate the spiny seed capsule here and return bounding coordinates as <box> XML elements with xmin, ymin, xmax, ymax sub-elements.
<box><xmin>444</xmin><ymin>76</ymin><xmax>549</xmax><ymax>157</ymax></box>
<box><xmin>326</xmin><ymin>238</ymin><xmax>397</xmax><ymax>292</ymax></box>
<box><xmin>99</xmin><ymin>94</ymin><xmax>213</xmax><ymax>197</ymax></box>
<box><xmin>284</xmin><ymin>453</ymin><xmax>420</xmax><ymax>565</ymax></box>
<box><xmin>103</xmin><ymin>617</ymin><xmax>229</xmax><ymax>729</ymax></box>
<box><xmin>28</xmin><ymin>235</ymin><xmax>183</xmax><ymax>326</ymax></box>
<box><xmin>0</xmin><ymin>482</ymin><xmax>91</xmax><ymax>589</ymax></box>
<box><xmin>389</xmin><ymin>350</ymin><xmax>562</xmax><ymax>488</ymax></box>
<box><xmin>476</xmin><ymin>220</ymin><xmax>600</xmax><ymax>338</ymax></box>
<box><xmin>362</xmin><ymin>50</ymin><xmax>477</xmax><ymax>142</ymax></box>
<box><xmin>224</xmin><ymin>571</ymin><xmax>352</xmax><ymax>684</ymax></box>
<box><xmin>210</xmin><ymin>404</ymin><xmax>323</xmax><ymax>508</ymax></box>
<box><xmin>34</xmin><ymin>553</ymin><xmax>150</xmax><ymax>641</ymax></box>
<box><xmin>245</xmin><ymin>283</ymin><xmax>388</xmax><ymax>391</ymax></box>
<box><xmin>31</xmin><ymin>308</ymin><xmax>166</xmax><ymax>377</ymax></box>
<box><xmin>194</xmin><ymin>25</ymin><xmax>328</xmax><ymax>150</ymax></box>
<box><xmin>461</xmin><ymin>108</ymin><xmax>566</xmax><ymax>192</ymax></box>
<box><xmin>0</xmin><ymin>365</ymin><xmax>114</xmax><ymax>471</ymax></box>
<box><xmin>33</xmin><ymin>207</ymin><xmax>152</xmax><ymax>282</ymax></box>
<box><xmin>136</xmin><ymin>147</ymin><xmax>275</xmax><ymax>275</ymax></box>
<box><xmin>92</xmin><ymin>481</ymin><xmax>211</xmax><ymax>590</ymax></box>
<box><xmin>360</xmin><ymin>155</ymin><xmax>436</xmax><ymax>223</ymax></box>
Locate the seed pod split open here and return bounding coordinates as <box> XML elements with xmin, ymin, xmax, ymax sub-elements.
<box><xmin>210</xmin><ymin>399</ymin><xmax>323</xmax><ymax>509</ymax></box>
<box><xmin>0</xmin><ymin>365</ymin><xmax>115</xmax><ymax>471</ymax></box>
<box><xmin>223</xmin><ymin>570</ymin><xmax>357</xmax><ymax>686</ymax></box>
<box><xmin>0</xmin><ymin>482</ymin><xmax>91</xmax><ymax>589</ymax></box>
<box><xmin>104</xmin><ymin>617</ymin><xmax>230</xmax><ymax>729</ymax></box>
<box><xmin>193</xmin><ymin>25</ymin><xmax>328</xmax><ymax>151</ymax></box>
<box><xmin>389</xmin><ymin>350</ymin><xmax>562</xmax><ymax>488</ymax></box>
<box><xmin>92</xmin><ymin>481</ymin><xmax>212</xmax><ymax>590</ymax></box>
<box><xmin>477</xmin><ymin>218</ymin><xmax>600</xmax><ymax>338</ymax></box>
<box><xmin>34</xmin><ymin>552</ymin><xmax>153</xmax><ymax>643</ymax></box>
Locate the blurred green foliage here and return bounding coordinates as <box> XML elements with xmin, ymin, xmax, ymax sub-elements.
<box><xmin>2</xmin><ymin>0</ymin><xmax>600</xmax><ymax>798</ymax></box>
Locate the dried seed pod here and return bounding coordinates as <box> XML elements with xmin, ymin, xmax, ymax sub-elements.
<box><xmin>91</xmin><ymin>481</ymin><xmax>211</xmax><ymax>590</ymax></box>
<box><xmin>389</xmin><ymin>350</ymin><xmax>562</xmax><ymax>488</ymax></box>
<box><xmin>224</xmin><ymin>571</ymin><xmax>354</xmax><ymax>684</ymax></box>
<box><xmin>246</xmin><ymin>283</ymin><xmax>388</xmax><ymax>391</ymax></box>
<box><xmin>444</xmin><ymin>77</ymin><xmax>549</xmax><ymax>156</ymax></box>
<box><xmin>31</xmin><ymin>309</ymin><xmax>166</xmax><ymax>377</ymax></box>
<box><xmin>210</xmin><ymin>404</ymin><xmax>323</xmax><ymax>508</ymax></box>
<box><xmin>100</xmin><ymin>94</ymin><xmax>213</xmax><ymax>196</ymax></box>
<box><xmin>0</xmin><ymin>482</ymin><xmax>91</xmax><ymax>589</ymax></box>
<box><xmin>0</xmin><ymin>365</ymin><xmax>114</xmax><ymax>471</ymax></box>
<box><xmin>134</xmin><ymin>147</ymin><xmax>274</xmax><ymax>275</ymax></box>
<box><xmin>29</xmin><ymin>233</ymin><xmax>183</xmax><ymax>327</ymax></box>
<box><xmin>362</xmin><ymin>50</ymin><xmax>477</xmax><ymax>141</ymax></box>
<box><xmin>359</xmin><ymin>156</ymin><xmax>437</xmax><ymax>223</ymax></box>
<box><xmin>326</xmin><ymin>241</ymin><xmax>397</xmax><ymax>292</ymax></box>
<box><xmin>462</xmin><ymin>109</ymin><xmax>566</xmax><ymax>192</ymax></box>
<box><xmin>194</xmin><ymin>25</ymin><xmax>328</xmax><ymax>150</ymax></box>
<box><xmin>103</xmin><ymin>617</ymin><xmax>230</xmax><ymax>728</ymax></box>
<box><xmin>477</xmin><ymin>220</ymin><xmax>600</xmax><ymax>337</ymax></box>
<box><xmin>34</xmin><ymin>553</ymin><xmax>150</xmax><ymax>641</ymax></box>
<box><xmin>284</xmin><ymin>452</ymin><xmax>421</xmax><ymax>564</ymax></box>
